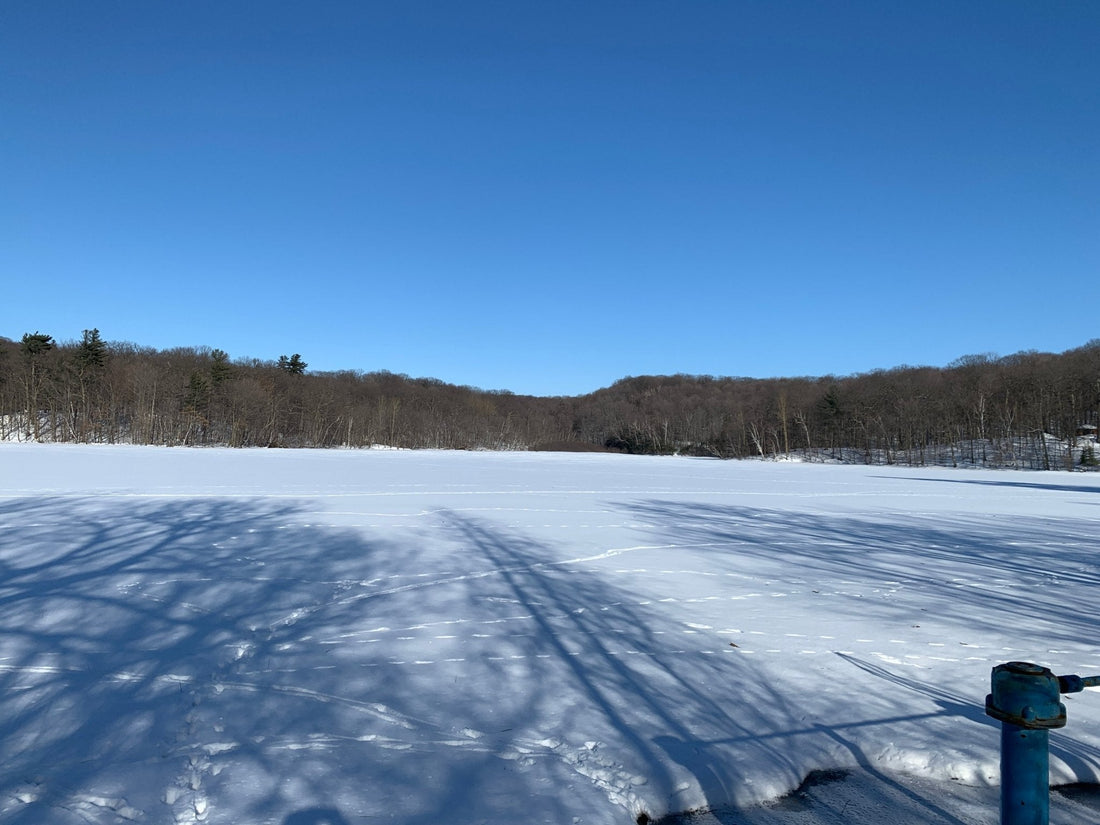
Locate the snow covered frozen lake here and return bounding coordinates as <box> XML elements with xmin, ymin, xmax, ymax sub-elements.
<box><xmin>3</xmin><ymin>445</ymin><xmax>1100</xmax><ymax>825</ymax></box>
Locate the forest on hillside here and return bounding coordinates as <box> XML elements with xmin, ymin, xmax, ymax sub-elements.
<box><xmin>2</xmin><ymin>330</ymin><xmax>1099</xmax><ymax>470</ymax></box>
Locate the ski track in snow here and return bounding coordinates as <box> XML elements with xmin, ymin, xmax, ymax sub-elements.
<box><xmin>3</xmin><ymin>448</ymin><xmax>1100</xmax><ymax>824</ymax></box>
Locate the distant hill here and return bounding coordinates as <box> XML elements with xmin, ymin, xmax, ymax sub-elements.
<box><xmin>2</xmin><ymin>331</ymin><xmax>1098</xmax><ymax>470</ymax></box>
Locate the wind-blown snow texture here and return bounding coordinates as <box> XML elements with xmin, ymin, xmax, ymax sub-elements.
<box><xmin>2</xmin><ymin>446</ymin><xmax>1100</xmax><ymax>825</ymax></box>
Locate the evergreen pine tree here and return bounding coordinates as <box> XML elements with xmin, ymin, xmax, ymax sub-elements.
<box><xmin>20</xmin><ymin>332</ymin><xmax>55</xmax><ymax>441</ymax></box>
<box><xmin>277</xmin><ymin>353</ymin><xmax>307</xmax><ymax>374</ymax></box>
<box><xmin>75</xmin><ymin>328</ymin><xmax>108</xmax><ymax>372</ymax></box>
<box><xmin>21</xmin><ymin>331</ymin><xmax>54</xmax><ymax>357</ymax></box>
<box><xmin>1081</xmin><ymin>444</ymin><xmax>1098</xmax><ymax>468</ymax></box>
<box><xmin>210</xmin><ymin>349</ymin><xmax>233</xmax><ymax>385</ymax></box>
<box><xmin>72</xmin><ymin>329</ymin><xmax>108</xmax><ymax>441</ymax></box>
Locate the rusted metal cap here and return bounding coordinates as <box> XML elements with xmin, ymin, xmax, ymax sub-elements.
<box><xmin>985</xmin><ymin>661</ymin><xmax>1067</xmax><ymax>729</ymax></box>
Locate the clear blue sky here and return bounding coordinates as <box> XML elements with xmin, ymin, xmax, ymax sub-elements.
<box><xmin>3</xmin><ymin>2</ymin><xmax>1098</xmax><ymax>396</ymax></box>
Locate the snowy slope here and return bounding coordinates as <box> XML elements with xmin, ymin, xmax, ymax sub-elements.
<box><xmin>2</xmin><ymin>446</ymin><xmax>1100</xmax><ymax>825</ymax></box>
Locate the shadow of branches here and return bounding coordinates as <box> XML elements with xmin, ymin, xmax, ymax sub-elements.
<box><xmin>1</xmin><ymin>496</ymin><xmax>574</xmax><ymax>823</ymax></box>
<box><xmin>619</xmin><ymin>498</ymin><xmax>1100</xmax><ymax>647</ymax></box>
<box><xmin>0</xmin><ymin>495</ymin><xmax>402</xmax><ymax>823</ymax></box>
<box><xmin>6</xmin><ymin>485</ymin><xmax>1100</xmax><ymax>825</ymax></box>
<box><xmin>436</xmin><ymin>512</ymin><xmax>1020</xmax><ymax>821</ymax></box>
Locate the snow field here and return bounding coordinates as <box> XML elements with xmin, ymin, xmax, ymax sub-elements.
<box><xmin>2</xmin><ymin>446</ymin><xmax>1100</xmax><ymax>825</ymax></box>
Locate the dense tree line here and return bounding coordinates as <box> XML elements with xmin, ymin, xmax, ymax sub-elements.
<box><xmin>2</xmin><ymin>330</ymin><xmax>1098</xmax><ymax>470</ymax></box>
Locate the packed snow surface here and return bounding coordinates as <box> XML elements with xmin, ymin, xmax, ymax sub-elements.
<box><xmin>2</xmin><ymin>445</ymin><xmax>1100</xmax><ymax>825</ymax></box>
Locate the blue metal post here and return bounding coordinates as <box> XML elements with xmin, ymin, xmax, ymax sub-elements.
<box><xmin>998</xmin><ymin>723</ymin><xmax>1050</xmax><ymax>825</ymax></box>
<box><xmin>985</xmin><ymin>662</ymin><xmax>1100</xmax><ymax>825</ymax></box>
<box><xmin>985</xmin><ymin>662</ymin><xmax>1066</xmax><ymax>825</ymax></box>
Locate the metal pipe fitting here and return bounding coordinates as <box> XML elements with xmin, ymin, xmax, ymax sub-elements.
<box><xmin>986</xmin><ymin>661</ymin><xmax>1100</xmax><ymax>825</ymax></box>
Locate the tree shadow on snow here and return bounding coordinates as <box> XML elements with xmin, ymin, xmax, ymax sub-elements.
<box><xmin>876</xmin><ymin>475</ymin><xmax>1100</xmax><ymax>497</ymax></box>
<box><xmin>620</xmin><ymin>499</ymin><xmax>1100</xmax><ymax>650</ymax></box>
<box><xmin>0</xmin><ymin>495</ymin><xmax>404</xmax><ymax>824</ymax></box>
<box><xmin>0</xmin><ymin>496</ymin><xmax>591</xmax><ymax>824</ymax></box>
<box><xmin>607</xmin><ymin>498</ymin><xmax>1100</xmax><ymax>820</ymax></box>
<box><xmin>282</xmin><ymin>808</ymin><xmax>350</xmax><ymax>825</ymax></box>
<box><xmin>6</xmin><ymin>493</ymin><xmax>1100</xmax><ymax>824</ymax></box>
<box><xmin>441</xmin><ymin>509</ymin><xmax>1096</xmax><ymax>824</ymax></box>
<box><xmin>439</xmin><ymin>513</ymin><xmax>896</xmax><ymax>821</ymax></box>
<box><xmin>648</xmin><ymin>660</ymin><xmax>986</xmax><ymax>825</ymax></box>
<box><xmin>5</xmin><ymin>495</ymin><xmax>749</xmax><ymax>824</ymax></box>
